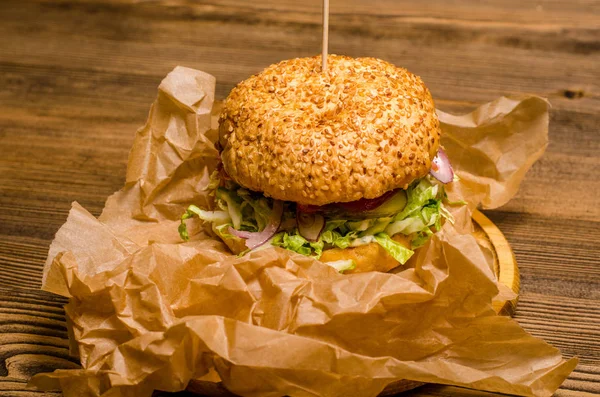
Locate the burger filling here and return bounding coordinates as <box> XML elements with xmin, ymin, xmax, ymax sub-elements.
<box><xmin>179</xmin><ymin>168</ymin><xmax>454</xmax><ymax>271</ymax></box>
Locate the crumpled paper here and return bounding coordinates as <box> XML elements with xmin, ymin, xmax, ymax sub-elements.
<box><xmin>31</xmin><ymin>66</ymin><xmax>577</xmax><ymax>397</ymax></box>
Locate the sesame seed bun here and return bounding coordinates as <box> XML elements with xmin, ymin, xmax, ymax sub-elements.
<box><xmin>219</xmin><ymin>55</ymin><xmax>441</xmax><ymax>206</ymax></box>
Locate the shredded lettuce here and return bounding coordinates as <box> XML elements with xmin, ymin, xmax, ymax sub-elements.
<box><xmin>179</xmin><ymin>205</ymin><xmax>231</xmax><ymax>241</ymax></box>
<box><xmin>346</xmin><ymin>219</ymin><xmax>372</xmax><ymax>231</ymax></box>
<box><xmin>214</xmin><ymin>223</ymin><xmax>238</xmax><ymax>241</ymax></box>
<box><xmin>373</xmin><ymin>233</ymin><xmax>414</xmax><ymax>264</ymax></box>
<box><xmin>272</xmin><ymin>232</ymin><xmax>311</xmax><ymax>256</ymax></box>
<box><xmin>237</xmin><ymin>189</ymin><xmax>272</xmax><ymax>230</ymax></box>
<box><xmin>178</xmin><ymin>222</ymin><xmax>190</xmax><ymax>241</ymax></box>
<box><xmin>323</xmin><ymin>259</ymin><xmax>356</xmax><ymax>273</ymax></box>
<box><xmin>394</xmin><ymin>178</ymin><xmax>439</xmax><ymax>221</ymax></box>
<box><xmin>361</xmin><ymin>217</ymin><xmax>393</xmax><ymax>236</ymax></box>
<box><xmin>323</xmin><ymin>219</ymin><xmax>348</xmax><ymax>232</ymax></box>
<box><xmin>321</xmin><ymin>229</ymin><xmax>358</xmax><ymax>249</ymax></box>
<box><xmin>217</xmin><ymin>188</ymin><xmax>243</xmax><ymax>229</ymax></box>
<box><xmin>309</xmin><ymin>240</ymin><xmax>325</xmax><ymax>257</ymax></box>
<box><xmin>180</xmin><ymin>176</ymin><xmax>458</xmax><ymax>267</ymax></box>
<box><xmin>439</xmin><ymin>202</ymin><xmax>456</xmax><ymax>224</ymax></box>
<box><xmin>384</xmin><ymin>178</ymin><xmax>455</xmax><ymax>247</ymax></box>
<box><xmin>272</xmin><ymin>231</ymin><xmax>323</xmax><ymax>258</ymax></box>
<box><xmin>411</xmin><ymin>229</ymin><xmax>434</xmax><ymax>248</ymax></box>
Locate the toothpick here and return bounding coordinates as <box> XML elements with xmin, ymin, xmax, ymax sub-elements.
<box><xmin>322</xmin><ymin>0</ymin><xmax>329</xmax><ymax>73</ymax></box>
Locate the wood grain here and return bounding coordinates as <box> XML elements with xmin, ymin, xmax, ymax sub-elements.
<box><xmin>0</xmin><ymin>0</ymin><xmax>599</xmax><ymax>396</ymax></box>
<box><xmin>0</xmin><ymin>287</ymin><xmax>75</xmax><ymax>397</ymax></box>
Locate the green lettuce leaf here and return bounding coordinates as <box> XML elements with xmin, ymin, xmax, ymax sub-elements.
<box><xmin>214</xmin><ymin>223</ymin><xmax>237</xmax><ymax>240</ymax></box>
<box><xmin>310</xmin><ymin>240</ymin><xmax>325</xmax><ymax>257</ymax></box>
<box><xmin>178</xmin><ymin>223</ymin><xmax>190</xmax><ymax>241</ymax></box>
<box><xmin>382</xmin><ymin>178</ymin><xmax>455</xmax><ymax>248</ymax></box>
<box><xmin>272</xmin><ymin>232</ymin><xmax>312</xmax><ymax>256</ymax></box>
<box><xmin>237</xmin><ymin>189</ymin><xmax>272</xmax><ymax>231</ymax></box>
<box><xmin>346</xmin><ymin>219</ymin><xmax>373</xmax><ymax>232</ymax></box>
<box><xmin>394</xmin><ymin>178</ymin><xmax>440</xmax><ymax>222</ymax></box>
<box><xmin>321</xmin><ymin>229</ymin><xmax>358</xmax><ymax>249</ymax></box>
<box><xmin>385</xmin><ymin>216</ymin><xmax>426</xmax><ymax>236</ymax></box>
<box><xmin>411</xmin><ymin>229</ymin><xmax>434</xmax><ymax>248</ymax></box>
<box><xmin>323</xmin><ymin>219</ymin><xmax>348</xmax><ymax>232</ymax></box>
<box><xmin>323</xmin><ymin>259</ymin><xmax>356</xmax><ymax>273</ymax></box>
<box><xmin>216</xmin><ymin>188</ymin><xmax>243</xmax><ymax>229</ymax></box>
<box><xmin>439</xmin><ymin>202</ymin><xmax>455</xmax><ymax>225</ymax></box>
<box><xmin>361</xmin><ymin>217</ymin><xmax>393</xmax><ymax>236</ymax></box>
<box><xmin>373</xmin><ymin>233</ymin><xmax>414</xmax><ymax>264</ymax></box>
<box><xmin>179</xmin><ymin>205</ymin><xmax>231</xmax><ymax>241</ymax></box>
<box><xmin>386</xmin><ymin>200</ymin><xmax>439</xmax><ymax>237</ymax></box>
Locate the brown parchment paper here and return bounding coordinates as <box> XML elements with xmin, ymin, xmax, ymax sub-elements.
<box><xmin>31</xmin><ymin>66</ymin><xmax>577</xmax><ymax>397</ymax></box>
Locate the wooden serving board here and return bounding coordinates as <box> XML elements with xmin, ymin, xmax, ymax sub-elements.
<box><xmin>185</xmin><ymin>210</ymin><xmax>520</xmax><ymax>397</ymax></box>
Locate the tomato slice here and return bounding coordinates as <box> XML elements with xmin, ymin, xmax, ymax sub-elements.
<box><xmin>338</xmin><ymin>190</ymin><xmax>397</xmax><ymax>212</ymax></box>
<box><xmin>297</xmin><ymin>190</ymin><xmax>397</xmax><ymax>214</ymax></box>
<box><xmin>297</xmin><ymin>203</ymin><xmax>323</xmax><ymax>213</ymax></box>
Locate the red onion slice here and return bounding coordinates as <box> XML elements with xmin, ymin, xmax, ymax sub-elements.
<box><xmin>228</xmin><ymin>200</ymin><xmax>283</xmax><ymax>250</ymax></box>
<box><xmin>228</xmin><ymin>228</ymin><xmax>253</xmax><ymax>239</ymax></box>
<box><xmin>297</xmin><ymin>211</ymin><xmax>325</xmax><ymax>242</ymax></box>
<box><xmin>296</xmin><ymin>203</ymin><xmax>323</xmax><ymax>214</ymax></box>
<box><xmin>429</xmin><ymin>148</ymin><xmax>454</xmax><ymax>184</ymax></box>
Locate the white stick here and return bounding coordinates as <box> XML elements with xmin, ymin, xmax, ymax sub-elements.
<box><xmin>322</xmin><ymin>0</ymin><xmax>329</xmax><ymax>73</ymax></box>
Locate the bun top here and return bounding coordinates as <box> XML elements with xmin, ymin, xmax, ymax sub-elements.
<box><xmin>219</xmin><ymin>55</ymin><xmax>441</xmax><ymax>205</ymax></box>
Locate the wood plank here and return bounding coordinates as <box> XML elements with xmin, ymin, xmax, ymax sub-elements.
<box><xmin>0</xmin><ymin>1</ymin><xmax>598</xmax><ymax>111</ymax></box>
<box><xmin>484</xmin><ymin>211</ymin><xmax>600</xmax><ymax>300</ymax></box>
<box><xmin>26</xmin><ymin>0</ymin><xmax>600</xmax><ymax>27</ymax></box>
<box><xmin>0</xmin><ymin>0</ymin><xmax>599</xmax><ymax>396</ymax></box>
<box><xmin>0</xmin><ymin>288</ymin><xmax>75</xmax><ymax>396</ymax></box>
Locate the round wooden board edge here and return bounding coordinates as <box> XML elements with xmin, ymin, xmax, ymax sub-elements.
<box><xmin>185</xmin><ymin>210</ymin><xmax>520</xmax><ymax>397</ymax></box>
<box><xmin>472</xmin><ymin>209</ymin><xmax>520</xmax><ymax>316</ymax></box>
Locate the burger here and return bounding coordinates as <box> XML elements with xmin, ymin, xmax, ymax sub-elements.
<box><xmin>179</xmin><ymin>55</ymin><xmax>455</xmax><ymax>274</ymax></box>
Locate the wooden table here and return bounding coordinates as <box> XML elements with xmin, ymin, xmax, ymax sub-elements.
<box><xmin>1</xmin><ymin>1</ymin><xmax>599</xmax><ymax>396</ymax></box>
